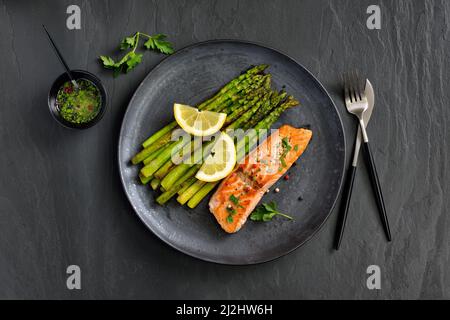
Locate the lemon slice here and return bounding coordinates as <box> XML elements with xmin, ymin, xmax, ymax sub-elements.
<box><xmin>196</xmin><ymin>133</ymin><xmax>236</xmax><ymax>182</ymax></box>
<box><xmin>174</xmin><ymin>103</ymin><xmax>227</xmax><ymax>137</ymax></box>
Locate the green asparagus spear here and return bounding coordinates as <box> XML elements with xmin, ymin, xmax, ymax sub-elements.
<box><xmin>225</xmin><ymin>91</ymin><xmax>270</xmax><ymax>130</ymax></box>
<box><xmin>177</xmin><ymin>180</ymin><xmax>207</xmax><ymax>205</ymax></box>
<box><xmin>177</xmin><ymin>177</ymin><xmax>198</xmax><ymax>196</ymax></box>
<box><xmin>142</xmin><ymin>141</ymin><xmax>170</xmax><ymax>165</ymax></box>
<box><xmin>160</xmin><ymin>144</ymin><xmax>213</xmax><ymax>191</ymax></box>
<box><xmin>197</xmin><ymin>64</ymin><xmax>268</xmax><ymax>110</ymax></box>
<box><xmin>133</xmin><ymin>131</ymin><xmax>172</xmax><ymax>164</ymax></box>
<box><xmin>150</xmin><ymin>178</ymin><xmax>161</xmax><ymax>190</ymax></box>
<box><xmin>141</xmin><ymin>122</ymin><xmax>178</xmax><ymax>149</ymax></box>
<box><xmin>204</xmin><ymin>75</ymin><xmax>262</xmax><ymax>113</ymax></box>
<box><xmin>187</xmin><ymin>181</ymin><xmax>218</xmax><ymax>208</ymax></box>
<box><xmin>256</xmin><ymin>96</ymin><xmax>299</xmax><ymax>129</ymax></box>
<box><xmin>245</xmin><ymin>91</ymin><xmax>286</xmax><ymax>129</ymax></box>
<box><xmin>224</xmin><ymin>88</ymin><xmax>269</xmax><ymax>125</ymax></box>
<box><xmin>139</xmin><ymin>172</ymin><xmax>152</xmax><ymax>185</ymax></box>
<box><xmin>156</xmin><ymin>166</ymin><xmax>200</xmax><ymax>205</ymax></box>
<box><xmin>201</xmin><ymin>66</ymin><xmax>267</xmax><ymax>110</ymax></box>
<box><xmin>154</xmin><ymin>160</ymin><xmax>175</xmax><ymax>180</ymax></box>
<box><xmin>140</xmin><ymin>139</ymin><xmax>184</xmax><ymax>177</ymax></box>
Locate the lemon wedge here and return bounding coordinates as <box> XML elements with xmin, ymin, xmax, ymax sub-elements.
<box><xmin>174</xmin><ymin>103</ymin><xmax>226</xmax><ymax>137</ymax></box>
<box><xmin>196</xmin><ymin>133</ymin><xmax>236</xmax><ymax>182</ymax></box>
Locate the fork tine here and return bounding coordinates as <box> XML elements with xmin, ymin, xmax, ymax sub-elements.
<box><xmin>349</xmin><ymin>70</ymin><xmax>360</xmax><ymax>101</ymax></box>
<box><xmin>348</xmin><ymin>71</ymin><xmax>356</xmax><ymax>102</ymax></box>
<box><xmin>348</xmin><ymin>71</ymin><xmax>357</xmax><ymax>102</ymax></box>
<box><xmin>358</xmin><ymin>72</ymin><xmax>366</xmax><ymax>100</ymax></box>
<box><xmin>349</xmin><ymin>73</ymin><xmax>355</xmax><ymax>102</ymax></box>
<box><xmin>353</xmin><ymin>70</ymin><xmax>365</xmax><ymax>101</ymax></box>
<box><xmin>355</xmin><ymin>70</ymin><xmax>363</xmax><ymax>100</ymax></box>
<box><xmin>343</xmin><ymin>72</ymin><xmax>352</xmax><ymax>103</ymax></box>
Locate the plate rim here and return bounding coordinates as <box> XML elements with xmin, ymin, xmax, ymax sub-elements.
<box><xmin>118</xmin><ymin>39</ymin><xmax>346</xmax><ymax>265</ymax></box>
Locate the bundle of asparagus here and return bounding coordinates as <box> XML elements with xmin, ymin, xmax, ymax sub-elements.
<box><xmin>131</xmin><ymin>65</ymin><xmax>300</xmax><ymax>208</ymax></box>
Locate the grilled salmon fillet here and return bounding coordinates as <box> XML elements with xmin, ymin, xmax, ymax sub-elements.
<box><xmin>209</xmin><ymin>125</ymin><xmax>312</xmax><ymax>233</ymax></box>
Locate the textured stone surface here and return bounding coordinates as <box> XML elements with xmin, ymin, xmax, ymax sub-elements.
<box><xmin>0</xmin><ymin>0</ymin><xmax>449</xmax><ymax>299</ymax></box>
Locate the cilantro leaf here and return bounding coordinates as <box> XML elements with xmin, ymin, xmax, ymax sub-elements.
<box><xmin>250</xmin><ymin>202</ymin><xmax>293</xmax><ymax>222</ymax></box>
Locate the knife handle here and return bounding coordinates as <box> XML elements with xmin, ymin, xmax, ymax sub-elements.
<box><xmin>334</xmin><ymin>165</ymin><xmax>357</xmax><ymax>250</ymax></box>
<box><xmin>362</xmin><ymin>142</ymin><xmax>392</xmax><ymax>241</ymax></box>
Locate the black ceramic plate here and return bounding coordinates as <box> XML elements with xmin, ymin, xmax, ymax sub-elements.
<box><xmin>118</xmin><ymin>40</ymin><xmax>345</xmax><ymax>264</ymax></box>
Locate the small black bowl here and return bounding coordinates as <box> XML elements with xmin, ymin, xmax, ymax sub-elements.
<box><xmin>48</xmin><ymin>70</ymin><xmax>107</xmax><ymax>129</ymax></box>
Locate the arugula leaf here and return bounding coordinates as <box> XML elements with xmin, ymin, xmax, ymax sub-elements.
<box><xmin>250</xmin><ymin>201</ymin><xmax>293</xmax><ymax>222</ymax></box>
<box><xmin>99</xmin><ymin>32</ymin><xmax>174</xmax><ymax>76</ymax></box>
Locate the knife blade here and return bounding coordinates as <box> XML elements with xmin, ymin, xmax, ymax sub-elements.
<box><xmin>352</xmin><ymin>79</ymin><xmax>374</xmax><ymax>166</ymax></box>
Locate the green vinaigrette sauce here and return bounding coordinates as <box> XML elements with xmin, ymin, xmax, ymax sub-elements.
<box><xmin>56</xmin><ymin>79</ymin><xmax>101</xmax><ymax>124</ymax></box>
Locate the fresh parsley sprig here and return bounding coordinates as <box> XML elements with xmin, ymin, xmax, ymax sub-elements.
<box><xmin>250</xmin><ymin>201</ymin><xmax>293</xmax><ymax>222</ymax></box>
<box><xmin>99</xmin><ymin>32</ymin><xmax>174</xmax><ymax>76</ymax></box>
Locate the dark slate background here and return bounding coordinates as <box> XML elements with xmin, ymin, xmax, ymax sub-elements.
<box><xmin>0</xmin><ymin>0</ymin><xmax>449</xmax><ymax>299</ymax></box>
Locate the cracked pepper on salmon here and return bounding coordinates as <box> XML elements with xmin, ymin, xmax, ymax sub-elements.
<box><xmin>209</xmin><ymin>125</ymin><xmax>312</xmax><ymax>233</ymax></box>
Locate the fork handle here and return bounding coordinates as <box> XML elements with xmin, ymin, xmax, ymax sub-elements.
<box><xmin>362</xmin><ymin>142</ymin><xmax>392</xmax><ymax>241</ymax></box>
<box><xmin>334</xmin><ymin>164</ymin><xmax>357</xmax><ymax>250</ymax></box>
